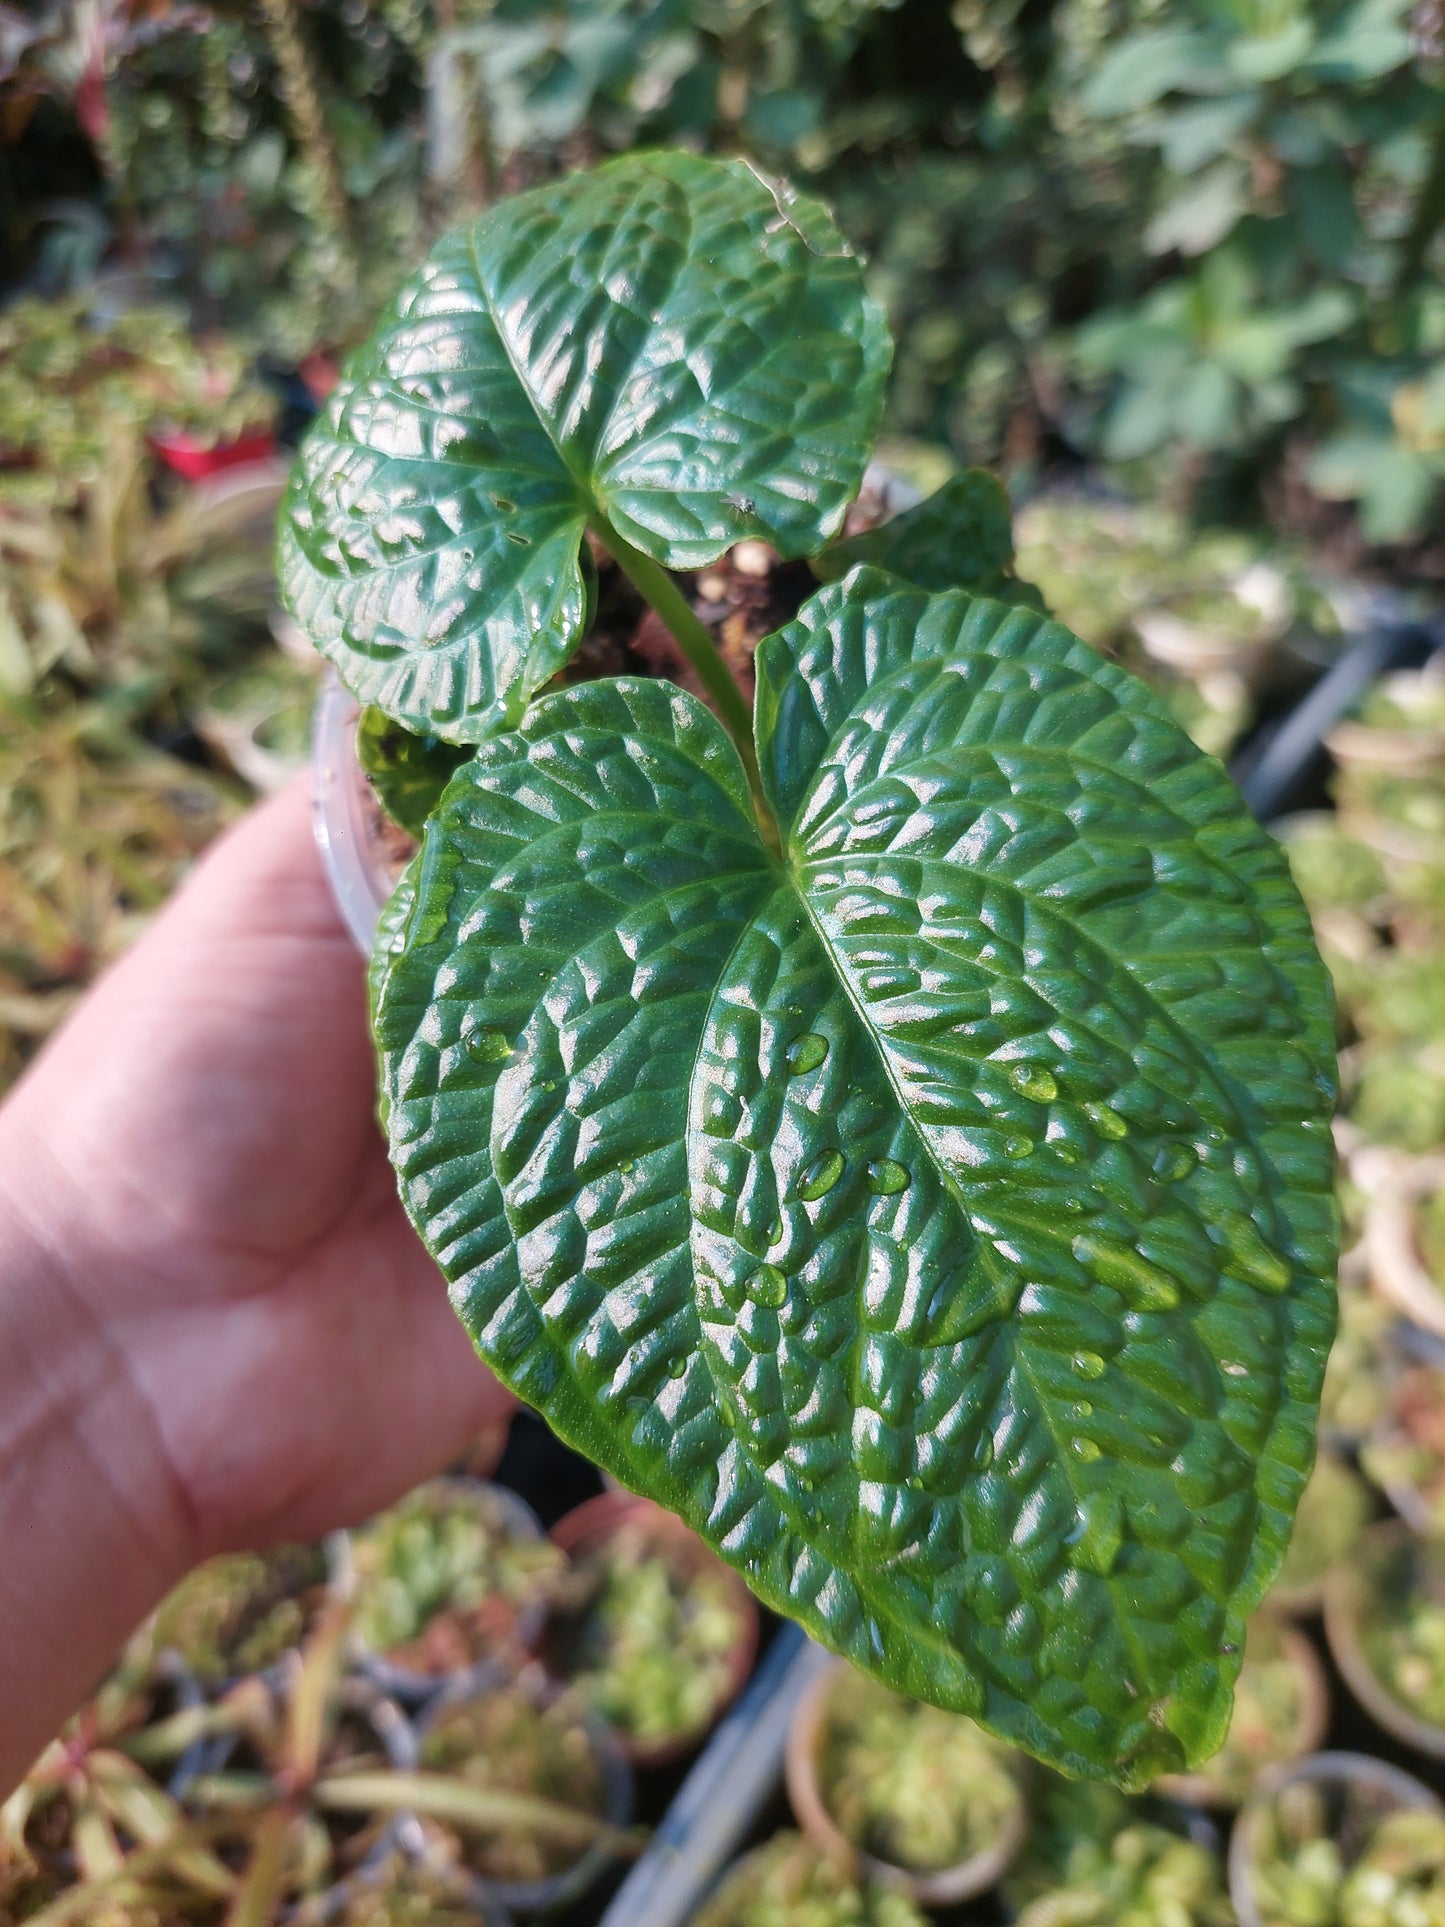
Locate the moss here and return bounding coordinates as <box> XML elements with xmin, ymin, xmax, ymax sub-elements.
<box><xmin>817</xmin><ymin>1668</ymin><xmax>1020</xmax><ymax>1872</ymax></box>
<box><xmin>350</xmin><ymin>1482</ymin><xmax>561</xmax><ymax>1674</ymax></box>
<box><xmin>694</xmin><ymin>1832</ymin><xmax>926</xmax><ymax>1927</ymax></box>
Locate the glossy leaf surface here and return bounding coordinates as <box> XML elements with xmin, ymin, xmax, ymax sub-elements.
<box><xmin>373</xmin><ymin>573</ymin><xmax>1337</xmax><ymax>1783</ymax></box>
<box><xmin>279</xmin><ymin>152</ymin><xmax>889</xmax><ymax>741</ymax></box>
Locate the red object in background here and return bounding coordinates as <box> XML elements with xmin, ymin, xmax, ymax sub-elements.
<box><xmin>148</xmin><ymin>428</ymin><xmax>278</xmax><ymax>481</ymax></box>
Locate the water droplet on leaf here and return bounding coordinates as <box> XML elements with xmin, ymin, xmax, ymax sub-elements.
<box><xmin>747</xmin><ymin>1263</ymin><xmax>787</xmax><ymax>1308</ymax></box>
<box><xmin>798</xmin><ymin>1149</ymin><xmax>845</xmax><ymax>1200</ymax></box>
<box><xmin>466</xmin><ymin>1026</ymin><xmax>511</xmax><ymax>1062</ymax></box>
<box><xmin>1152</xmin><ymin>1143</ymin><xmax>1197</xmax><ymax>1183</ymax></box>
<box><xmin>786</xmin><ymin>1032</ymin><xmax>829</xmax><ymax>1075</ymax></box>
<box><xmin>1211</xmin><ymin>1212</ymin><xmax>1292</xmax><ymax>1293</ymax></box>
<box><xmin>975</xmin><ymin>1436</ymin><xmax>995</xmax><ymax>1470</ymax></box>
<box><xmin>667</xmin><ymin>1356</ymin><xmax>687</xmax><ymax>1380</ymax></box>
<box><xmin>1085</xmin><ymin>1102</ymin><xmax>1129</xmax><ymax>1140</ymax></box>
<box><xmin>1071</xmin><ymin>1437</ymin><xmax>1102</xmax><ymax>1463</ymax></box>
<box><xmin>1004</xmin><ymin>1135</ymin><xmax>1033</xmax><ymax>1159</ymax></box>
<box><xmin>1072</xmin><ymin>1351</ymin><xmax>1106</xmax><ymax>1379</ymax></box>
<box><xmin>866</xmin><ymin>1159</ymin><xmax>910</xmax><ymax>1195</ymax></box>
<box><xmin>1009</xmin><ymin>1063</ymin><xmax>1058</xmax><ymax>1102</ymax></box>
<box><xmin>767</xmin><ymin>1220</ymin><xmax>784</xmax><ymax>1246</ymax></box>
<box><xmin>1072</xmin><ymin>1233</ymin><xmax>1181</xmax><ymax>1311</ymax></box>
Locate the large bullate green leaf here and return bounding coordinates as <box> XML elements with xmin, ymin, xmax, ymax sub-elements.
<box><xmin>372</xmin><ymin>571</ymin><xmax>1337</xmax><ymax>1784</ymax></box>
<box><xmin>279</xmin><ymin>151</ymin><xmax>889</xmax><ymax>742</ymax></box>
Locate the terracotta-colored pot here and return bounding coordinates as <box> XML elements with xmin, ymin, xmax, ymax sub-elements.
<box><xmin>1153</xmin><ymin>1619</ymin><xmax>1330</xmax><ymax>1808</ymax></box>
<box><xmin>785</xmin><ymin>1657</ymin><xmax>1028</xmax><ymax>1906</ymax></box>
<box><xmin>542</xmin><ymin>1491</ymin><xmax>758</xmax><ymax>1768</ymax></box>
<box><xmin>1324</xmin><ymin>1520</ymin><xmax>1445</xmax><ymax>1758</ymax></box>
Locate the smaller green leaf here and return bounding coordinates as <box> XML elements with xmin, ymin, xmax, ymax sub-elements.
<box><xmin>812</xmin><ymin>471</ymin><xmax>1038</xmax><ymax>604</ymax></box>
<box><xmin>279</xmin><ymin>151</ymin><xmax>890</xmax><ymax>742</ymax></box>
<box><xmin>1079</xmin><ymin>29</ymin><xmax>1225</xmax><ymax>115</ymax></box>
<box><xmin>1227</xmin><ymin>20</ymin><xmax>1314</xmax><ymax>82</ymax></box>
<box><xmin>356</xmin><ymin>707</ymin><xmax>472</xmax><ymax>838</ymax></box>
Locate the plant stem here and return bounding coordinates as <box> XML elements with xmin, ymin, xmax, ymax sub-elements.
<box><xmin>589</xmin><ymin>518</ymin><xmax>781</xmax><ymax>856</ymax></box>
<box><xmin>315</xmin><ymin>1770</ymin><xmax>646</xmax><ymax>1855</ymax></box>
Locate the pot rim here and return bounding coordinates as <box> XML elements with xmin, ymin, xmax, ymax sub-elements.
<box><xmin>541</xmin><ymin>1490</ymin><xmax>760</xmax><ymax>1768</ymax></box>
<box><xmin>1323</xmin><ymin>1518</ymin><xmax>1445</xmax><ymax>1759</ymax></box>
<box><xmin>1228</xmin><ymin>1748</ymin><xmax>1445</xmax><ymax>1927</ymax></box>
<box><xmin>343</xmin><ymin>1478</ymin><xmax>550</xmax><ymax>1709</ymax></box>
<box><xmin>411</xmin><ymin>1668</ymin><xmax>635</xmax><ymax>1915</ymax></box>
<box><xmin>784</xmin><ymin>1656</ymin><xmax>1028</xmax><ymax>1905</ymax></box>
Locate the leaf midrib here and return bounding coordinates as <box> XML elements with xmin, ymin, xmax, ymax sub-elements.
<box><xmin>463</xmin><ymin>176</ymin><xmax>697</xmax><ymax>541</ymax></box>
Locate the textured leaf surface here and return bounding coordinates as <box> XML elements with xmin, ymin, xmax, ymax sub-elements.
<box><xmin>813</xmin><ymin>470</ymin><xmax>1015</xmax><ymax>592</ymax></box>
<box><xmin>373</xmin><ymin>573</ymin><xmax>1337</xmax><ymax>1782</ymax></box>
<box><xmin>279</xmin><ymin>152</ymin><xmax>889</xmax><ymax>741</ymax></box>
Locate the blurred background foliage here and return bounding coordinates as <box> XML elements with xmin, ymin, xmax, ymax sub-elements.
<box><xmin>0</xmin><ymin>0</ymin><xmax>1443</xmax><ymax>1095</ymax></box>
<box><xmin>5</xmin><ymin>0</ymin><xmax>1444</xmax><ymax>550</ymax></box>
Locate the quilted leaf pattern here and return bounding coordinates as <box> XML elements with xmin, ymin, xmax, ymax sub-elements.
<box><xmin>279</xmin><ymin>152</ymin><xmax>889</xmax><ymax>742</ymax></box>
<box><xmin>373</xmin><ymin>572</ymin><xmax>1337</xmax><ymax>1783</ymax></box>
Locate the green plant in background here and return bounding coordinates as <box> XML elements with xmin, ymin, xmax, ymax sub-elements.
<box><xmin>412</xmin><ymin>1682</ymin><xmax>618</xmax><ymax>1886</ymax></box>
<box><xmin>1361</xmin><ymin>1584</ymin><xmax>1445</xmax><ymax>1727</ymax></box>
<box><xmin>817</xmin><ymin>1667</ymin><xmax>1022</xmax><ymax>1872</ymax></box>
<box><xmin>1249</xmin><ymin>1784</ymin><xmax>1445</xmax><ymax>1927</ymax></box>
<box><xmin>1073</xmin><ymin>0</ymin><xmax>1445</xmax><ymax>537</ymax></box>
<box><xmin>280</xmin><ymin>149</ymin><xmax>1339</xmax><ymax>1786</ymax></box>
<box><xmin>0</xmin><ymin>697</ymin><xmax>241</xmax><ymax>1096</ymax></box>
<box><xmin>348</xmin><ymin>1481</ymin><xmax>563</xmax><ymax>1670</ymax></box>
<box><xmin>1006</xmin><ymin>1779</ymin><xmax>1235</xmax><ymax>1926</ymax></box>
<box><xmin>693</xmin><ymin>1830</ymin><xmax>926</xmax><ymax>1927</ymax></box>
<box><xmin>556</xmin><ymin>1523</ymin><xmax>747</xmax><ymax>1748</ymax></box>
<box><xmin>144</xmin><ymin>1545</ymin><xmax>332</xmax><ymax>1686</ymax></box>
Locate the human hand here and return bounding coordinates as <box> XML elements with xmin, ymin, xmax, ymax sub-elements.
<box><xmin>0</xmin><ymin>780</ymin><xmax>511</xmax><ymax>1788</ymax></box>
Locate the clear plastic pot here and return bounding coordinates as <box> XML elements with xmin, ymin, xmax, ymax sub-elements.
<box><xmin>313</xmin><ymin>675</ymin><xmax>413</xmax><ymax>956</ymax></box>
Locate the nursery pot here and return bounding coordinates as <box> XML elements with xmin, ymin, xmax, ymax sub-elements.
<box><xmin>1360</xmin><ymin>1147</ymin><xmax>1445</xmax><ymax>1342</ymax></box>
<box><xmin>314</xmin><ymin>674</ymin><xmax>417</xmax><ymax>955</ymax></box>
<box><xmin>1359</xmin><ymin>1322</ymin><xmax>1445</xmax><ymax>1535</ymax></box>
<box><xmin>410</xmin><ymin>1672</ymin><xmax>635</xmax><ymax>1917</ymax></box>
<box><xmin>1229</xmin><ymin>1750</ymin><xmax>1445</xmax><ymax>1927</ymax></box>
<box><xmin>1152</xmin><ymin>1619</ymin><xmax>1330</xmax><ymax>1808</ymax></box>
<box><xmin>149</xmin><ymin>427</ymin><xmax>279</xmax><ymax>480</ymax></box>
<box><xmin>784</xmin><ymin>1657</ymin><xmax>1028</xmax><ymax>1906</ymax></box>
<box><xmin>147</xmin><ymin>1540</ymin><xmax>340</xmax><ymax>1693</ymax></box>
<box><xmin>346</xmin><ymin>1479</ymin><xmax>552</xmax><ymax>1709</ymax></box>
<box><xmin>1324</xmin><ymin>1520</ymin><xmax>1445</xmax><ymax>1759</ymax></box>
<box><xmin>541</xmin><ymin>1490</ymin><xmax>759</xmax><ymax>1769</ymax></box>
